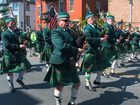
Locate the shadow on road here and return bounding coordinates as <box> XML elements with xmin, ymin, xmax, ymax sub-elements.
<box><xmin>0</xmin><ymin>91</ymin><xmax>41</xmax><ymax>105</ymax></box>
<box><xmin>79</xmin><ymin>67</ymin><xmax>140</xmax><ymax>105</ymax></box>
<box><xmin>78</xmin><ymin>90</ymin><xmax>139</xmax><ymax>105</ymax></box>
<box><xmin>103</xmin><ymin>68</ymin><xmax>140</xmax><ymax>92</ymax></box>
<box><xmin>28</xmin><ymin>63</ymin><xmax>46</xmax><ymax>72</ymax></box>
<box><xmin>16</xmin><ymin>82</ymin><xmax>52</xmax><ymax>90</ymax></box>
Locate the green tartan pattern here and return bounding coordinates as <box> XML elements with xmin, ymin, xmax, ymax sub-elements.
<box><xmin>35</xmin><ymin>42</ymin><xmax>45</xmax><ymax>53</ymax></box>
<box><xmin>124</xmin><ymin>42</ymin><xmax>132</xmax><ymax>54</ymax></box>
<box><xmin>44</xmin><ymin>61</ymin><xmax>80</xmax><ymax>86</ymax></box>
<box><xmin>81</xmin><ymin>52</ymin><xmax>111</xmax><ymax>73</ymax></box>
<box><xmin>81</xmin><ymin>53</ymin><xmax>95</xmax><ymax>73</ymax></box>
<box><xmin>131</xmin><ymin>44</ymin><xmax>139</xmax><ymax>53</ymax></box>
<box><xmin>0</xmin><ymin>52</ymin><xmax>31</xmax><ymax>74</ymax></box>
<box><xmin>40</xmin><ymin>43</ymin><xmax>53</xmax><ymax>62</ymax></box>
<box><xmin>115</xmin><ymin>43</ymin><xmax>126</xmax><ymax>58</ymax></box>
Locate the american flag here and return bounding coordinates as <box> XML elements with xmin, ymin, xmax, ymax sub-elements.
<box><xmin>48</xmin><ymin>6</ymin><xmax>57</xmax><ymax>30</ymax></box>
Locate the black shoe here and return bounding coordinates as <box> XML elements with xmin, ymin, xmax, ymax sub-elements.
<box><xmin>9</xmin><ymin>86</ymin><xmax>16</xmax><ymax>93</ymax></box>
<box><xmin>85</xmin><ymin>85</ymin><xmax>96</xmax><ymax>91</ymax></box>
<box><xmin>93</xmin><ymin>81</ymin><xmax>105</xmax><ymax>88</ymax></box>
<box><xmin>16</xmin><ymin>79</ymin><xmax>25</xmax><ymax>86</ymax></box>
<box><xmin>110</xmin><ymin>72</ymin><xmax>115</xmax><ymax>76</ymax></box>
<box><xmin>68</xmin><ymin>102</ymin><xmax>76</xmax><ymax>105</ymax></box>
<box><xmin>32</xmin><ymin>54</ymin><xmax>38</xmax><ymax>57</ymax></box>
<box><xmin>120</xmin><ymin>63</ymin><xmax>125</xmax><ymax>67</ymax></box>
<box><xmin>93</xmin><ymin>81</ymin><xmax>100</xmax><ymax>85</ymax></box>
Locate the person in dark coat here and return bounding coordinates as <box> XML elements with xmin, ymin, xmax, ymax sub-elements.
<box><xmin>1</xmin><ymin>17</ymin><xmax>31</xmax><ymax>93</ymax></box>
<box><xmin>40</xmin><ymin>18</ymin><xmax>53</xmax><ymax>70</ymax></box>
<box><xmin>44</xmin><ymin>12</ymin><xmax>83</xmax><ymax>105</ymax></box>
<box><xmin>80</xmin><ymin>11</ymin><xmax>110</xmax><ymax>90</ymax></box>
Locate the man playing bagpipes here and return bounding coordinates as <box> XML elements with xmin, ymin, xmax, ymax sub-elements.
<box><xmin>40</xmin><ymin>15</ymin><xmax>53</xmax><ymax>71</ymax></box>
<box><xmin>100</xmin><ymin>15</ymin><xmax>118</xmax><ymax>76</ymax></box>
<box><xmin>35</xmin><ymin>24</ymin><xmax>45</xmax><ymax>59</ymax></box>
<box><xmin>130</xmin><ymin>27</ymin><xmax>140</xmax><ymax>59</ymax></box>
<box><xmin>0</xmin><ymin>17</ymin><xmax>31</xmax><ymax>93</ymax></box>
<box><xmin>80</xmin><ymin>11</ymin><xmax>111</xmax><ymax>90</ymax></box>
<box><xmin>123</xmin><ymin>23</ymin><xmax>133</xmax><ymax>62</ymax></box>
<box><xmin>44</xmin><ymin>12</ymin><xmax>84</xmax><ymax>105</ymax></box>
<box><xmin>110</xmin><ymin>21</ymin><xmax>127</xmax><ymax>74</ymax></box>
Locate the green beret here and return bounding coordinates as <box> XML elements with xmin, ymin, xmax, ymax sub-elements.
<box><xmin>5</xmin><ymin>17</ymin><xmax>16</xmax><ymax>23</ymax></box>
<box><xmin>85</xmin><ymin>11</ymin><xmax>94</xmax><ymax>20</ymax></box>
<box><xmin>57</xmin><ymin>12</ymin><xmax>70</xmax><ymax>19</ymax></box>
<box><xmin>106</xmin><ymin>15</ymin><xmax>115</xmax><ymax>19</ymax></box>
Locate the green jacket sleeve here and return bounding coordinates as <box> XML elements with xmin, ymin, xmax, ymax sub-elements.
<box><xmin>2</xmin><ymin>32</ymin><xmax>20</xmax><ymax>51</ymax></box>
<box><xmin>51</xmin><ymin>29</ymin><xmax>78</xmax><ymax>58</ymax></box>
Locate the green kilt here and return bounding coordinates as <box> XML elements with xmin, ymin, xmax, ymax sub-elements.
<box><xmin>40</xmin><ymin>43</ymin><xmax>53</xmax><ymax>62</ymax></box>
<box><xmin>131</xmin><ymin>44</ymin><xmax>139</xmax><ymax>53</ymax></box>
<box><xmin>0</xmin><ymin>51</ymin><xmax>31</xmax><ymax>74</ymax></box>
<box><xmin>35</xmin><ymin>42</ymin><xmax>45</xmax><ymax>53</ymax></box>
<box><xmin>81</xmin><ymin>52</ymin><xmax>111</xmax><ymax>73</ymax></box>
<box><xmin>124</xmin><ymin>42</ymin><xmax>132</xmax><ymax>54</ymax></box>
<box><xmin>44</xmin><ymin>61</ymin><xmax>80</xmax><ymax>87</ymax></box>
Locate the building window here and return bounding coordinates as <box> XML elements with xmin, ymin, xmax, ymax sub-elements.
<box><xmin>69</xmin><ymin>0</ymin><xmax>74</xmax><ymax>11</ymax></box>
<box><xmin>96</xmin><ymin>1</ymin><xmax>101</xmax><ymax>13</ymax></box>
<box><xmin>12</xmin><ymin>2</ymin><xmax>18</xmax><ymax>11</ymax></box>
<box><xmin>26</xmin><ymin>3</ymin><xmax>30</xmax><ymax>11</ymax></box>
<box><xmin>38</xmin><ymin>5</ymin><xmax>41</xmax><ymax>17</ymax></box>
<box><xmin>0</xmin><ymin>0</ymin><xmax>7</xmax><ymax>4</ymax></box>
<box><xmin>21</xmin><ymin>22</ymin><xmax>23</xmax><ymax>27</ymax></box>
<box><xmin>26</xmin><ymin>16</ymin><xmax>30</xmax><ymax>26</ymax></box>
<box><xmin>59</xmin><ymin>0</ymin><xmax>64</xmax><ymax>12</ymax></box>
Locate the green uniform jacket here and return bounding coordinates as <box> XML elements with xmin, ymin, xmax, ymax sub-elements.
<box><xmin>40</xmin><ymin>26</ymin><xmax>53</xmax><ymax>62</ymax></box>
<box><xmin>44</xmin><ymin>26</ymin><xmax>80</xmax><ymax>86</ymax></box>
<box><xmin>0</xmin><ymin>29</ymin><xmax>31</xmax><ymax>74</ymax></box>
<box><xmin>101</xmin><ymin>23</ymin><xmax>116</xmax><ymax>47</ymax></box>
<box><xmin>100</xmin><ymin>23</ymin><xmax>117</xmax><ymax>61</ymax></box>
<box><xmin>81</xmin><ymin>24</ymin><xmax>110</xmax><ymax>72</ymax></box>
<box><xmin>49</xmin><ymin>26</ymin><xmax>78</xmax><ymax>64</ymax></box>
<box><xmin>131</xmin><ymin>32</ymin><xmax>140</xmax><ymax>52</ymax></box>
<box><xmin>35</xmin><ymin>30</ymin><xmax>45</xmax><ymax>53</ymax></box>
<box><xmin>115</xmin><ymin>29</ymin><xmax>126</xmax><ymax>56</ymax></box>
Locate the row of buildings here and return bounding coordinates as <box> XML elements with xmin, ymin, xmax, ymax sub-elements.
<box><xmin>0</xmin><ymin>0</ymin><xmax>140</xmax><ymax>30</ymax></box>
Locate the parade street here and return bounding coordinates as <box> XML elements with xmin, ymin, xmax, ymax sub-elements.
<box><xmin>0</xmin><ymin>49</ymin><xmax>140</xmax><ymax>105</ymax></box>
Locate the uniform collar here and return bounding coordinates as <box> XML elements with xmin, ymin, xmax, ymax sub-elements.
<box><xmin>89</xmin><ymin>24</ymin><xmax>95</xmax><ymax>28</ymax></box>
<box><xmin>8</xmin><ymin>27</ymin><xmax>14</xmax><ymax>32</ymax></box>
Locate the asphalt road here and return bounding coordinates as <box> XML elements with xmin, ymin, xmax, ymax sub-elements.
<box><xmin>0</xmin><ymin>50</ymin><xmax>140</xmax><ymax>105</ymax></box>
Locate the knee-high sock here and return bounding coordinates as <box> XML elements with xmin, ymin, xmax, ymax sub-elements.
<box><xmin>7</xmin><ymin>75</ymin><xmax>14</xmax><ymax>87</ymax></box>
<box><xmin>54</xmin><ymin>88</ymin><xmax>62</xmax><ymax>105</ymax></box>
<box><xmin>85</xmin><ymin>72</ymin><xmax>91</xmax><ymax>86</ymax></box>
<box><xmin>95</xmin><ymin>71</ymin><xmax>102</xmax><ymax>82</ymax></box>
<box><xmin>70</xmin><ymin>87</ymin><xmax>79</xmax><ymax>104</ymax></box>
<box><xmin>17</xmin><ymin>71</ymin><xmax>25</xmax><ymax>81</ymax></box>
<box><xmin>111</xmin><ymin>60</ymin><xmax>117</xmax><ymax>70</ymax></box>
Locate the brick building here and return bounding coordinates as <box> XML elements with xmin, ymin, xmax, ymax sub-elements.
<box><xmin>108</xmin><ymin>0</ymin><xmax>140</xmax><ymax>28</ymax></box>
<box><xmin>35</xmin><ymin>0</ymin><xmax>108</xmax><ymax>29</ymax></box>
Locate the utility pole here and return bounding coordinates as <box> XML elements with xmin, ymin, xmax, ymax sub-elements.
<box><xmin>129</xmin><ymin>0</ymin><xmax>133</xmax><ymax>24</ymax></box>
